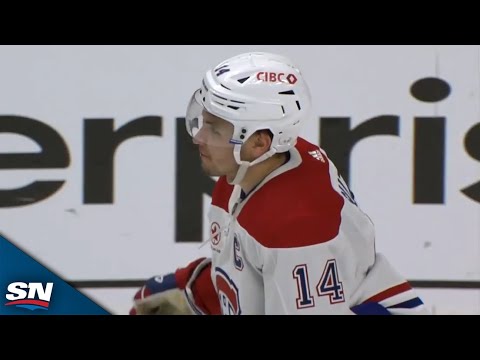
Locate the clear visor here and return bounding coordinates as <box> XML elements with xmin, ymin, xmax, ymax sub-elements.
<box><xmin>185</xmin><ymin>89</ymin><xmax>237</xmax><ymax>148</ymax></box>
<box><xmin>185</xmin><ymin>89</ymin><xmax>204</xmax><ymax>138</ymax></box>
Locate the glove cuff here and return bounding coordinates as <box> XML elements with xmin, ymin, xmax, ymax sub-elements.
<box><xmin>174</xmin><ymin>257</ymin><xmax>208</xmax><ymax>289</ymax></box>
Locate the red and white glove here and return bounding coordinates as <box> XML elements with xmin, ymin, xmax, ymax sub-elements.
<box><xmin>129</xmin><ymin>272</ymin><xmax>193</xmax><ymax>315</ymax></box>
<box><xmin>129</xmin><ymin>257</ymin><xmax>220</xmax><ymax>315</ymax></box>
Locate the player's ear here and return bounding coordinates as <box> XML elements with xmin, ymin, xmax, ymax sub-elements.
<box><xmin>241</xmin><ymin>130</ymin><xmax>272</xmax><ymax>161</ymax></box>
<box><xmin>252</xmin><ymin>130</ymin><xmax>273</xmax><ymax>152</ymax></box>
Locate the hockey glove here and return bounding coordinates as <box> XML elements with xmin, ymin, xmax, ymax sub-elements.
<box><xmin>129</xmin><ymin>273</ymin><xmax>193</xmax><ymax>315</ymax></box>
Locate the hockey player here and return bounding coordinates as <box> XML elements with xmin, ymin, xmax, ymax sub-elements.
<box><xmin>130</xmin><ymin>52</ymin><xmax>428</xmax><ymax>315</ymax></box>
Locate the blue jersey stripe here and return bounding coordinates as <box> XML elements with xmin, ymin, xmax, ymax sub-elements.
<box><xmin>388</xmin><ymin>297</ymin><xmax>424</xmax><ymax>309</ymax></box>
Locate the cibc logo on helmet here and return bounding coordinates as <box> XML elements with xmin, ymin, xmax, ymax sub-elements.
<box><xmin>256</xmin><ymin>72</ymin><xmax>298</xmax><ymax>84</ymax></box>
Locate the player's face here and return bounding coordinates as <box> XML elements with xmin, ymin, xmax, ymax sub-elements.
<box><xmin>192</xmin><ymin>111</ymin><xmax>239</xmax><ymax>178</ymax></box>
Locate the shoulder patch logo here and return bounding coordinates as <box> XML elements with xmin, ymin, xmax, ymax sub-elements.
<box><xmin>210</xmin><ymin>222</ymin><xmax>221</xmax><ymax>245</ymax></box>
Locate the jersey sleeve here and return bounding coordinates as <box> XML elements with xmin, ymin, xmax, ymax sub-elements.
<box><xmin>260</xmin><ymin>218</ymin><xmax>428</xmax><ymax>315</ymax></box>
<box><xmin>348</xmin><ymin>253</ymin><xmax>429</xmax><ymax>315</ymax></box>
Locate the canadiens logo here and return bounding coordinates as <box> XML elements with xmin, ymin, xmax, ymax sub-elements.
<box><xmin>210</xmin><ymin>222</ymin><xmax>221</xmax><ymax>246</ymax></box>
<box><xmin>215</xmin><ymin>267</ymin><xmax>241</xmax><ymax>315</ymax></box>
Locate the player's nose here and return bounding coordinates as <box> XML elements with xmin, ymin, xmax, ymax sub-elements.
<box><xmin>192</xmin><ymin>127</ymin><xmax>207</xmax><ymax>145</ymax></box>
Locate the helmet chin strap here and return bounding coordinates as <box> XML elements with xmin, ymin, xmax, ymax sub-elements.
<box><xmin>229</xmin><ymin>144</ymin><xmax>277</xmax><ymax>185</ymax></box>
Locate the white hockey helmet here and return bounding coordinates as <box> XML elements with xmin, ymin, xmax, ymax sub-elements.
<box><xmin>186</xmin><ymin>52</ymin><xmax>312</xmax><ymax>183</ymax></box>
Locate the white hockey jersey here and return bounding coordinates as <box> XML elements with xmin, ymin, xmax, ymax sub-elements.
<box><xmin>186</xmin><ymin>137</ymin><xmax>428</xmax><ymax>315</ymax></box>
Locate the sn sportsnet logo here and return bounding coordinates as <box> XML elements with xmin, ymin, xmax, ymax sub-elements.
<box><xmin>5</xmin><ymin>282</ymin><xmax>54</xmax><ymax>311</ymax></box>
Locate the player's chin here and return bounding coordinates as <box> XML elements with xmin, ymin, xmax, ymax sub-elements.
<box><xmin>200</xmin><ymin>162</ymin><xmax>217</xmax><ymax>177</ymax></box>
<box><xmin>204</xmin><ymin>166</ymin><xmax>225</xmax><ymax>178</ymax></box>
